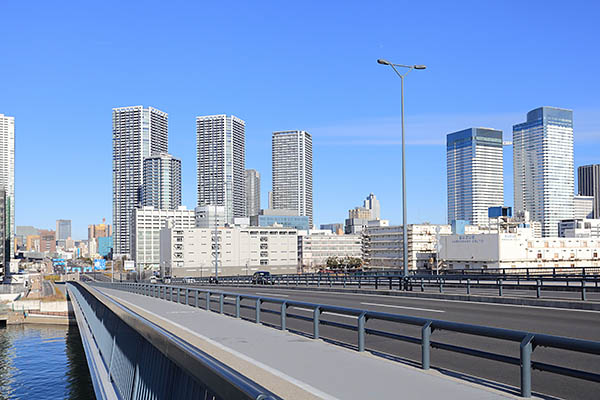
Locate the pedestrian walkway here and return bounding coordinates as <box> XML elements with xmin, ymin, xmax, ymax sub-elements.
<box><xmin>92</xmin><ymin>285</ymin><xmax>520</xmax><ymax>399</ymax></box>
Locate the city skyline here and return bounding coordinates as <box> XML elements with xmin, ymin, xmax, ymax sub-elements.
<box><xmin>1</xmin><ymin>1</ymin><xmax>598</xmax><ymax>238</ymax></box>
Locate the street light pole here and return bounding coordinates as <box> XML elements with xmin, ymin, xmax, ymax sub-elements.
<box><xmin>377</xmin><ymin>59</ymin><xmax>426</xmax><ymax>279</ymax></box>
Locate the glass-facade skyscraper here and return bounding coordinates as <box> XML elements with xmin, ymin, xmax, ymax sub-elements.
<box><xmin>513</xmin><ymin>107</ymin><xmax>574</xmax><ymax>237</ymax></box>
<box><xmin>142</xmin><ymin>152</ymin><xmax>182</xmax><ymax>210</ymax></box>
<box><xmin>196</xmin><ymin>115</ymin><xmax>246</xmax><ymax>224</ymax></box>
<box><xmin>447</xmin><ymin>128</ymin><xmax>504</xmax><ymax>226</ymax></box>
<box><xmin>578</xmin><ymin>164</ymin><xmax>600</xmax><ymax>219</ymax></box>
<box><xmin>112</xmin><ymin>106</ymin><xmax>168</xmax><ymax>258</ymax></box>
<box><xmin>272</xmin><ymin>130</ymin><xmax>313</xmax><ymax>226</ymax></box>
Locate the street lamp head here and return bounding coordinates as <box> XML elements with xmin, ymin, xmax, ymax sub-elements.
<box><xmin>414</xmin><ymin>65</ymin><xmax>427</xmax><ymax>70</ymax></box>
<box><xmin>377</xmin><ymin>59</ymin><xmax>391</xmax><ymax>65</ymax></box>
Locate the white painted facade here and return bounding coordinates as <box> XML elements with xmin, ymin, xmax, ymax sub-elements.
<box><xmin>363</xmin><ymin>224</ymin><xmax>452</xmax><ymax>270</ymax></box>
<box><xmin>559</xmin><ymin>219</ymin><xmax>600</xmax><ymax>238</ymax></box>
<box><xmin>132</xmin><ymin>206</ymin><xmax>196</xmax><ymax>270</ymax></box>
<box><xmin>160</xmin><ymin>226</ymin><xmax>298</xmax><ymax>277</ymax></box>
<box><xmin>440</xmin><ymin>227</ymin><xmax>600</xmax><ymax>270</ymax></box>
<box><xmin>298</xmin><ymin>230</ymin><xmax>362</xmax><ymax>270</ymax></box>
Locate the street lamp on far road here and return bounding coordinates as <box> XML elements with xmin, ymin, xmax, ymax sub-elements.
<box><xmin>377</xmin><ymin>58</ymin><xmax>426</xmax><ymax>280</ymax></box>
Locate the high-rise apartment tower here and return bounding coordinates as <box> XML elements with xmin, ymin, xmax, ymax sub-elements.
<box><xmin>142</xmin><ymin>152</ymin><xmax>181</xmax><ymax>210</ymax></box>
<box><xmin>245</xmin><ymin>169</ymin><xmax>260</xmax><ymax>217</ymax></box>
<box><xmin>112</xmin><ymin>106</ymin><xmax>168</xmax><ymax>257</ymax></box>
<box><xmin>447</xmin><ymin>128</ymin><xmax>504</xmax><ymax>226</ymax></box>
<box><xmin>272</xmin><ymin>130</ymin><xmax>313</xmax><ymax>226</ymax></box>
<box><xmin>196</xmin><ymin>115</ymin><xmax>246</xmax><ymax>224</ymax></box>
<box><xmin>0</xmin><ymin>114</ymin><xmax>14</xmax><ymax>259</ymax></box>
<box><xmin>513</xmin><ymin>107</ymin><xmax>574</xmax><ymax>237</ymax></box>
<box><xmin>578</xmin><ymin>164</ymin><xmax>600</xmax><ymax>219</ymax></box>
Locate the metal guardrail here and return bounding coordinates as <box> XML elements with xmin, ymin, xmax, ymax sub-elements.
<box><xmin>94</xmin><ymin>281</ymin><xmax>600</xmax><ymax>398</ymax></box>
<box><xmin>179</xmin><ymin>273</ymin><xmax>600</xmax><ymax>301</ymax></box>
<box><xmin>68</xmin><ymin>282</ymin><xmax>280</xmax><ymax>400</ymax></box>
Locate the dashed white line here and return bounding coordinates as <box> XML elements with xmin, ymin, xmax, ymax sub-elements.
<box><xmin>256</xmin><ymin>292</ymin><xmax>289</xmax><ymax>297</ymax></box>
<box><xmin>360</xmin><ymin>302</ymin><xmax>445</xmax><ymax>313</ymax></box>
<box><xmin>292</xmin><ymin>307</ymin><xmax>357</xmax><ymax>319</ymax></box>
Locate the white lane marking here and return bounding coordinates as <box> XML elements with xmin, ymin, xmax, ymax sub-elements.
<box><xmin>99</xmin><ymin>290</ymin><xmax>338</xmax><ymax>400</ymax></box>
<box><xmin>256</xmin><ymin>292</ymin><xmax>289</xmax><ymax>297</ymax></box>
<box><xmin>249</xmin><ymin>288</ymin><xmax>600</xmax><ymax>314</ymax></box>
<box><xmin>292</xmin><ymin>307</ymin><xmax>357</xmax><ymax>319</ymax></box>
<box><xmin>360</xmin><ymin>302</ymin><xmax>444</xmax><ymax>313</ymax></box>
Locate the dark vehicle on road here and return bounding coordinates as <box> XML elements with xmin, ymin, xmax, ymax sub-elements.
<box><xmin>209</xmin><ymin>276</ymin><xmax>219</xmax><ymax>284</ymax></box>
<box><xmin>251</xmin><ymin>271</ymin><xmax>273</xmax><ymax>285</ymax></box>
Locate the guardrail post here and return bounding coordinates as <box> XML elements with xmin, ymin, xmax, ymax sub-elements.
<box><xmin>536</xmin><ymin>279</ymin><xmax>541</xmax><ymax>298</ymax></box>
<box><xmin>313</xmin><ymin>307</ymin><xmax>320</xmax><ymax>339</ymax></box>
<box><xmin>318</xmin><ymin>275</ymin><xmax>321</xmax><ymax>287</ymax></box>
<box><xmin>177</xmin><ymin>287</ymin><xmax>180</xmax><ymax>303</ymax></box>
<box><xmin>421</xmin><ymin>278</ymin><xmax>424</xmax><ymax>292</ymax></box>
<box><xmin>498</xmin><ymin>279</ymin><xmax>503</xmax><ymax>297</ymax></box>
<box><xmin>581</xmin><ymin>280</ymin><xmax>587</xmax><ymax>301</ymax></box>
<box><xmin>439</xmin><ymin>279</ymin><xmax>443</xmax><ymax>293</ymax></box>
<box><xmin>219</xmin><ymin>294</ymin><xmax>224</xmax><ymax>314</ymax></box>
<box><xmin>466</xmin><ymin>279</ymin><xmax>470</xmax><ymax>295</ymax></box>
<box><xmin>375</xmin><ymin>277</ymin><xmax>378</xmax><ymax>290</ymax></box>
<box><xmin>195</xmin><ymin>290</ymin><xmax>199</xmax><ymax>307</ymax></box>
<box><xmin>255</xmin><ymin>299</ymin><xmax>261</xmax><ymax>323</ymax></box>
<box><xmin>389</xmin><ymin>277</ymin><xmax>392</xmax><ymax>290</ymax></box>
<box><xmin>343</xmin><ymin>276</ymin><xmax>347</xmax><ymax>288</ymax></box>
<box><xmin>520</xmin><ymin>334</ymin><xmax>534</xmax><ymax>398</ymax></box>
<box><xmin>357</xmin><ymin>312</ymin><xmax>366</xmax><ymax>352</ymax></box>
<box><xmin>170</xmin><ymin>287</ymin><xmax>173</xmax><ymax>301</ymax></box>
<box><xmin>235</xmin><ymin>296</ymin><xmax>241</xmax><ymax>318</ymax></box>
<box><xmin>185</xmin><ymin>289</ymin><xmax>189</xmax><ymax>305</ymax></box>
<box><xmin>421</xmin><ymin>321</ymin><xmax>432</xmax><ymax>370</ymax></box>
<box><xmin>329</xmin><ymin>275</ymin><xmax>332</xmax><ymax>287</ymax></box>
<box><xmin>358</xmin><ymin>277</ymin><xmax>362</xmax><ymax>289</ymax></box>
<box><xmin>281</xmin><ymin>302</ymin><xmax>287</xmax><ymax>331</ymax></box>
<box><xmin>205</xmin><ymin>292</ymin><xmax>210</xmax><ymax>310</ymax></box>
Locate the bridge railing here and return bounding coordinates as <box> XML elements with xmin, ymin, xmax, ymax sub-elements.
<box><xmin>94</xmin><ymin>281</ymin><xmax>600</xmax><ymax>398</ymax></box>
<box><xmin>173</xmin><ymin>273</ymin><xmax>600</xmax><ymax>301</ymax></box>
<box><xmin>68</xmin><ymin>282</ymin><xmax>280</xmax><ymax>400</ymax></box>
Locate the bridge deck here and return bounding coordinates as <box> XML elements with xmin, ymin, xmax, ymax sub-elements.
<box><xmin>92</xmin><ymin>285</ymin><xmax>517</xmax><ymax>399</ymax></box>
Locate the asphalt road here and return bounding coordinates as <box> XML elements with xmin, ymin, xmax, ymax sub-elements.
<box><xmin>174</xmin><ymin>284</ymin><xmax>600</xmax><ymax>400</ymax></box>
<box><xmin>190</xmin><ymin>279</ymin><xmax>600</xmax><ymax>302</ymax></box>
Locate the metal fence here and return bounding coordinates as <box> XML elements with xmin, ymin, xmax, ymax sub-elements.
<box><xmin>178</xmin><ymin>272</ymin><xmax>600</xmax><ymax>301</ymax></box>
<box><xmin>93</xmin><ymin>281</ymin><xmax>600</xmax><ymax>398</ymax></box>
<box><xmin>68</xmin><ymin>282</ymin><xmax>280</xmax><ymax>400</ymax></box>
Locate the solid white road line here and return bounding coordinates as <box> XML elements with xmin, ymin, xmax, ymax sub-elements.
<box><xmin>360</xmin><ymin>302</ymin><xmax>445</xmax><ymax>313</ymax></box>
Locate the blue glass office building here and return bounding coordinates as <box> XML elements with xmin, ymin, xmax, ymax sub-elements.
<box><xmin>250</xmin><ymin>215</ymin><xmax>309</xmax><ymax>231</ymax></box>
<box><xmin>447</xmin><ymin>128</ymin><xmax>504</xmax><ymax>226</ymax></box>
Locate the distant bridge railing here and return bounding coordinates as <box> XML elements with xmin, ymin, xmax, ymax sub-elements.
<box><xmin>93</xmin><ymin>281</ymin><xmax>600</xmax><ymax>398</ymax></box>
<box><xmin>68</xmin><ymin>282</ymin><xmax>279</xmax><ymax>400</ymax></box>
<box><xmin>175</xmin><ymin>272</ymin><xmax>600</xmax><ymax>301</ymax></box>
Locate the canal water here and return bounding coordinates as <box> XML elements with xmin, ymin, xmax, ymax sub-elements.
<box><xmin>0</xmin><ymin>323</ymin><xmax>95</xmax><ymax>399</ymax></box>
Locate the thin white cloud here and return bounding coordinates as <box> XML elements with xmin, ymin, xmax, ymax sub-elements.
<box><xmin>310</xmin><ymin>108</ymin><xmax>600</xmax><ymax>146</ymax></box>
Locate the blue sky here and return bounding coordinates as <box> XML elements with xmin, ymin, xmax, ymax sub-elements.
<box><xmin>1</xmin><ymin>1</ymin><xmax>598</xmax><ymax>239</ymax></box>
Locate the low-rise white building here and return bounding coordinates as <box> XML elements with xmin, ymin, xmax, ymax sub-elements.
<box><xmin>440</xmin><ymin>226</ymin><xmax>600</xmax><ymax>270</ymax></box>
<box><xmin>160</xmin><ymin>225</ymin><xmax>298</xmax><ymax>277</ymax></box>
<box><xmin>363</xmin><ymin>224</ymin><xmax>451</xmax><ymax>271</ymax></box>
<box><xmin>132</xmin><ymin>206</ymin><xmax>196</xmax><ymax>271</ymax></box>
<box><xmin>298</xmin><ymin>230</ymin><xmax>362</xmax><ymax>271</ymax></box>
<box><xmin>559</xmin><ymin>219</ymin><xmax>600</xmax><ymax>238</ymax></box>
